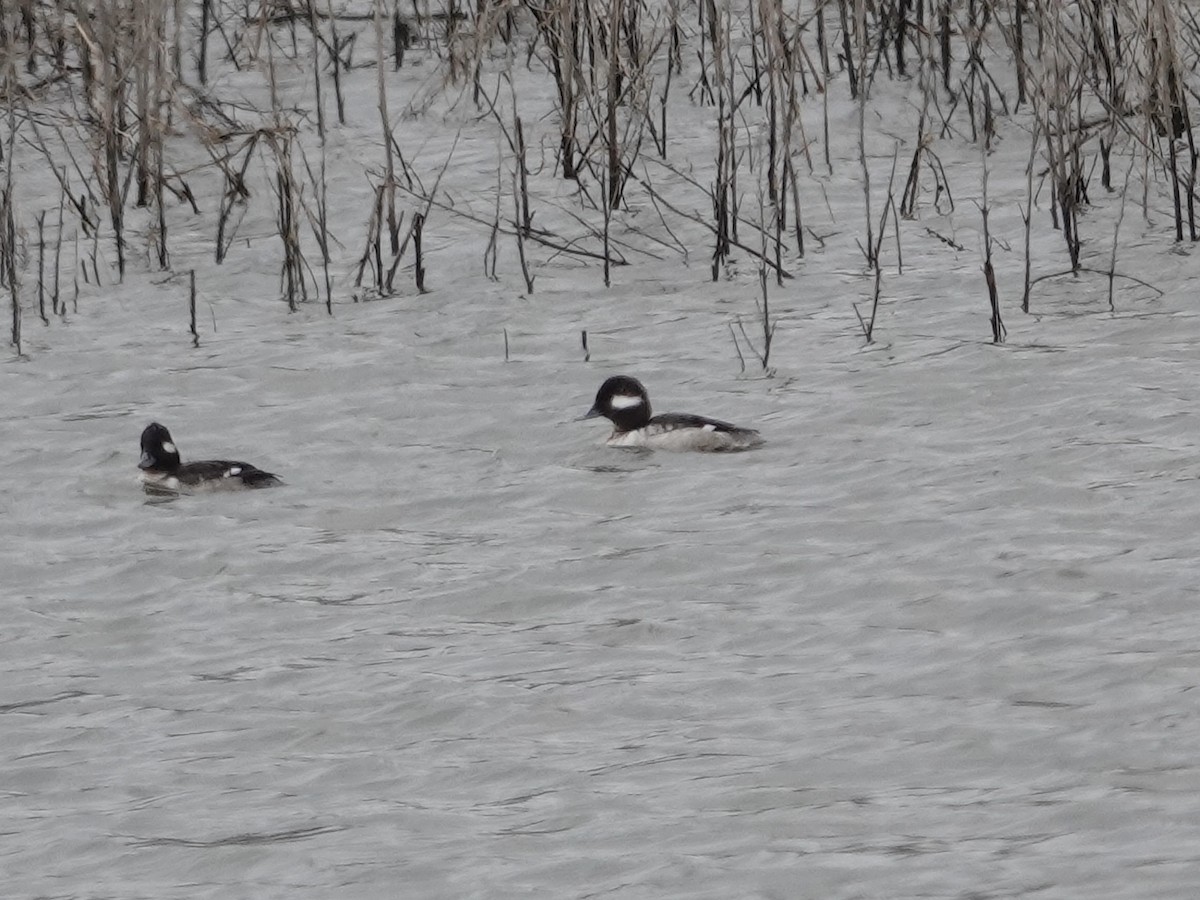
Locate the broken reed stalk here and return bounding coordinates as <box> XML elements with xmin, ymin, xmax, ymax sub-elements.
<box><xmin>149</xmin><ymin>7</ymin><xmax>172</xmax><ymax>272</ymax></box>
<box><xmin>219</xmin><ymin>143</ymin><xmax>255</xmax><ymax>264</ymax></box>
<box><xmin>709</xmin><ymin>0</ymin><xmax>734</xmax><ymax>281</ymax></box>
<box><xmin>938</xmin><ymin>0</ymin><xmax>951</xmax><ymax>95</ymax></box>
<box><xmin>8</xmin><ymin>276</ymin><xmax>18</xmax><ymax>358</ymax></box>
<box><xmin>296</xmin><ymin>142</ymin><xmax>334</xmax><ymax>312</ymax></box>
<box><xmin>326</xmin><ymin>0</ymin><xmax>346</xmax><ymax>125</ymax></box>
<box><xmin>1107</xmin><ymin>149</ymin><xmax>1139</xmax><ymax>312</ymax></box>
<box><xmin>3</xmin><ymin>193</ymin><xmax>17</xmax><ymax>354</ymax></box>
<box><xmin>606</xmin><ymin>0</ymin><xmax>623</xmax><ymax>211</ymax></box>
<box><xmin>1146</xmin><ymin>0</ymin><xmax>1196</xmax><ymax>241</ymax></box>
<box><xmin>79</xmin><ymin>2</ymin><xmax>127</xmax><ymax>280</ymax></box>
<box><xmin>189</xmin><ymin>268</ymin><xmax>198</xmax><ymax>347</ymax></box>
<box><xmin>602</xmin><ymin>167</ymin><xmax>612</xmax><ymax>288</ymax></box>
<box><xmin>53</xmin><ymin>184</ymin><xmax>65</xmax><ymax>316</ymax></box>
<box><xmin>266</xmin><ymin>40</ymin><xmax>306</xmax><ymax>310</ymax></box>
<box><xmin>1011</xmin><ymin>0</ymin><xmax>1026</xmax><ymax>107</ymax></box>
<box><xmin>788</xmin><ymin>157</ymin><xmax>805</xmax><ymax>257</ymax></box>
<box><xmin>198</xmin><ymin>0</ymin><xmax>211</xmax><ymax>83</ymax></box>
<box><xmin>37</xmin><ymin>210</ymin><xmax>47</xmax><ymax>325</ymax></box>
<box><xmin>484</xmin><ymin>156</ymin><xmax>501</xmax><ymax>280</ymax></box>
<box><xmin>276</xmin><ymin>161</ymin><xmax>305</xmax><ymax>311</ymax></box>
<box><xmin>529</xmin><ymin>0</ymin><xmax>581</xmax><ymax>178</ymax></box>
<box><xmin>307</xmin><ymin>0</ymin><xmax>327</xmax><ymax>141</ymax></box>
<box><xmin>413</xmin><ymin>212</ymin><xmax>426</xmax><ymax>293</ymax></box>
<box><xmin>856</xmin><ymin>148</ymin><xmax>902</xmax><ymax>344</ymax></box>
<box><xmin>3</xmin><ymin>83</ymin><xmax>18</xmax><ymax>353</ymax></box>
<box><xmin>900</xmin><ymin>115</ymin><xmax>926</xmax><ymax>218</ymax></box>
<box><xmin>726</xmin><ymin>26</ymin><xmax>739</xmax><ymax>249</ymax></box>
<box><xmin>132</xmin><ymin>1</ymin><xmax>170</xmax><ymax>226</ymax></box>
<box><xmin>980</xmin><ymin>99</ymin><xmax>1004</xmax><ymax>344</ymax></box>
<box><xmin>652</xmin><ymin>0</ymin><xmax>679</xmax><ymax>158</ymax></box>
<box><xmin>374</xmin><ymin>0</ymin><xmax>399</xmax><ymax>255</ymax></box>
<box><xmin>758</xmin><ymin>0</ymin><xmax>795</xmax><ymax>280</ymax></box>
<box><xmin>3</xmin><ymin>194</ymin><xmax>16</xmax><ymax>353</ymax></box>
<box><xmin>89</xmin><ymin>225</ymin><xmax>100</xmax><ymax>286</ymax></box>
<box><xmin>153</xmin><ymin>92</ymin><xmax>168</xmax><ymax>269</ymax></box>
<box><xmin>386</xmin><ymin>141</ymin><xmax>453</xmax><ymax>292</ymax></box>
<box><xmin>353</xmin><ymin>182</ymin><xmax>387</xmax><ymax>292</ymax></box>
<box><xmin>1035</xmin><ymin>6</ymin><xmax>1085</xmax><ymax>272</ymax></box>
<box><xmin>852</xmin><ymin>0</ymin><xmax>878</xmax><ymax>269</ymax></box>
<box><xmin>753</xmin><ymin>190</ymin><xmax>775</xmax><ymax>372</ymax></box>
<box><xmin>513</xmin><ymin>169</ymin><xmax>534</xmax><ymax>293</ymax></box>
<box><xmin>167</xmin><ymin>0</ymin><xmax>181</xmax><ymax>117</ymax></box>
<box><xmin>71</xmin><ymin>230</ymin><xmax>79</xmax><ymax>311</ymax></box>
<box><xmin>134</xmin><ymin>7</ymin><xmax>151</xmax><ymax>210</ymax></box>
<box><xmin>836</xmin><ymin>0</ymin><xmax>858</xmax><ymax>99</ymax></box>
<box><xmin>318</xmin><ymin>154</ymin><xmax>333</xmax><ymax>314</ymax></box>
<box><xmin>1020</xmin><ymin>117</ymin><xmax>1039</xmax><ymax>313</ymax></box>
<box><xmin>514</xmin><ymin>112</ymin><xmax>531</xmax><ymax>236</ymax></box>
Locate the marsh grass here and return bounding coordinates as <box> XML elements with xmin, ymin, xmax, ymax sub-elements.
<box><xmin>1</xmin><ymin>0</ymin><xmax>1196</xmax><ymax>356</ymax></box>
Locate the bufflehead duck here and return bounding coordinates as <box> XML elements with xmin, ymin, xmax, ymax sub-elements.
<box><xmin>138</xmin><ymin>422</ymin><xmax>281</xmax><ymax>493</ymax></box>
<box><xmin>582</xmin><ymin>375</ymin><xmax>764</xmax><ymax>452</ymax></box>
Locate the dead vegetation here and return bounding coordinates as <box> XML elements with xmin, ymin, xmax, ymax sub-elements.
<box><xmin>1</xmin><ymin>0</ymin><xmax>1196</xmax><ymax>357</ymax></box>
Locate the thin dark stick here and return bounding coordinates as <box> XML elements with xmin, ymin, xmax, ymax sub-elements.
<box><xmin>328</xmin><ymin>0</ymin><xmax>346</xmax><ymax>125</ymax></box>
<box><xmin>513</xmin><ymin>170</ymin><xmax>534</xmax><ymax>293</ymax></box>
<box><xmin>413</xmin><ymin>212</ymin><xmax>427</xmax><ymax>293</ymax></box>
<box><xmin>189</xmin><ymin>269</ymin><xmax>199</xmax><ymax>347</ymax></box>
<box><xmin>52</xmin><ymin>182</ymin><xmax>64</xmax><ymax>316</ymax></box>
<box><xmin>199</xmin><ymin>0</ymin><xmax>210</xmax><ymax>84</ymax></box>
<box><xmin>37</xmin><ymin>210</ymin><xmax>47</xmax><ymax>325</ymax></box>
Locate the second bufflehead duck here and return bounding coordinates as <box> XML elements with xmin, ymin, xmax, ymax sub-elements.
<box><xmin>138</xmin><ymin>422</ymin><xmax>282</xmax><ymax>493</ymax></box>
<box><xmin>581</xmin><ymin>375</ymin><xmax>764</xmax><ymax>452</ymax></box>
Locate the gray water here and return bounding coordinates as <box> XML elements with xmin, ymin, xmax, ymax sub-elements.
<box><xmin>4</xmin><ymin>276</ymin><xmax>1200</xmax><ymax>899</ymax></box>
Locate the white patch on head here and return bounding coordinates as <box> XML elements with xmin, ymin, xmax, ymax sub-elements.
<box><xmin>610</xmin><ymin>394</ymin><xmax>644</xmax><ymax>410</ymax></box>
<box><xmin>161</xmin><ymin>441</ymin><xmax>177</xmax><ymax>455</ymax></box>
<box><xmin>225</xmin><ymin>466</ymin><xmax>242</xmax><ymax>477</ymax></box>
<box><xmin>702</xmin><ymin>423</ymin><xmax>717</xmax><ymax>432</ymax></box>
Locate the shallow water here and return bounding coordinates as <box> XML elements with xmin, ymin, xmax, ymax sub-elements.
<box><xmin>4</xmin><ymin>276</ymin><xmax>1200</xmax><ymax>900</ymax></box>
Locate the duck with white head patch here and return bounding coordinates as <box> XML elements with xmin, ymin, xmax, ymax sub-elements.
<box><xmin>138</xmin><ymin>422</ymin><xmax>282</xmax><ymax>493</ymax></box>
<box><xmin>581</xmin><ymin>375</ymin><xmax>764</xmax><ymax>452</ymax></box>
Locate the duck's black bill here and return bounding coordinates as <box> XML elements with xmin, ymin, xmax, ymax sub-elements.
<box><xmin>578</xmin><ymin>407</ymin><xmax>603</xmax><ymax>421</ymax></box>
<box><xmin>138</xmin><ymin>451</ymin><xmax>156</xmax><ymax>470</ymax></box>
